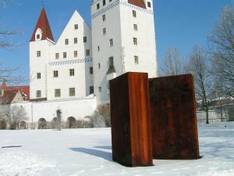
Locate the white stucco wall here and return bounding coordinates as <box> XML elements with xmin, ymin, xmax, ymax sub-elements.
<box><xmin>11</xmin><ymin>96</ymin><xmax>97</xmax><ymax>127</ymax></box>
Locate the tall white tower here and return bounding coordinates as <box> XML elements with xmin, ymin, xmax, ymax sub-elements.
<box><xmin>91</xmin><ymin>0</ymin><xmax>157</xmax><ymax>104</ymax></box>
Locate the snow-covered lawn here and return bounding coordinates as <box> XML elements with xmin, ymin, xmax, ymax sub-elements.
<box><xmin>0</xmin><ymin>122</ymin><xmax>234</xmax><ymax>176</ymax></box>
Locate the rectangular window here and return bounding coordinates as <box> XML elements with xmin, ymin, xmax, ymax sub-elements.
<box><xmin>70</xmin><ymin>69</ymin><xmax>75</xmax><ymax>76</ymax></box>
<box><xmin>65</xmin><ymin>39</ymin><xmax>69</xmax><ymax>45</ymax></box>
<box><xmin>55</xmin><ymin>53</ymin><xmax>59</xmax><ymax>59</ymax></box>
<box><xmin>109</xmin><ymin>38</ymin><xmax>113</xmax><ymax>47</ymax></box>
<box><xmin>98</xmin><ymin>63</ymin><xmax>101</xmax><ymax>69</ymax></box>
<box><xmin>0</xmin><ymin>89</ymin><xmax>3</xmax><ymax>96</ymax></box>
<box><xmin>134</xmin><ymin>56</ymin><xmax>139</xmax><ymax>64</ymax></box>
<box><xmin>36</xmin><ymin>90</ymin><xmax>41</xmax><ymax>98</ymax></box>
<box><xmin>83</xmin><ymin>36</ymin><xmax>87</xmax><ymax>43</ymax></box>
<box><xmin>74</xmin><ymin>24</ymin><xmax>78</xmax><ymax>30</ymax></box>
<box><xmin>133</xmin><ymin>37</ymin><xmax>138</xmax><ymax>45</ymax></box>
<box><xmin>134</xmin><ymin>24</ymin><xmax>138</xmax><ymax>31</ymax></box>
<box><xmin>98</xmin><ymin>86</ymin><xmax>102</xmax><ymax>92</ymax></box>
<box><xmin>37</xmin><ymin>51</ymin><xmax>41</xmax><ymax>57</ymax></box>
<box><xmin>98</xmin><ymin>46</ymin><xmax>100</xmax><ymax>52</ymax></box>
<box><xmin>103</xmin><ymin>0</ymin><xmax>106</xmax><ymax>6</ymax></box>
<box><xmin>69</xmin><ymin>88</ymin><xmax>76</xmax><ymax>97</ymax></box>
<box><xmin>86</xmin><ymin>49</ymin><xmax>90</xmax><ymax>56</ymax></box>
<box><xmin>147</xmin><ymin>1</ymin><xmax>151</xmax><ymax>8</ymax></box>
<box><xmin>103</xmin><ymin>28</ymin><xmax>106</xmax><ymax>35</ymax></box>
<box><xmin>74</xmin><ymin>37</ymin><xmax>78</xmax><ymax>44</ymax></box>
<box><xmin>132</xmin><ymin>10</ymin><xmax>137</xmax><ymax>17</ymax></box>
<box><xmin>63</xmin><ymin>52</ymin><xmax>67</xmax><ymax>58</ymax></box>
<box><xmin>89</xmin><ymin>67</ymin><xmax>93</xmax><ymax>74</ymax></box>
<box><xmin>53</xmin><ymin>70</ymin><xmax>58</xmax><ymax>78</ymax></box>
<box><xmin>97</xmin><ymin>3</ymin><xmax>100</xmax><ymax>9</ymax></box>
<box><xmin>37</xmin><ymin>73</ymin><xmax>41</xmax><ymax>79</ymax></box>
<box><xmin>74</xmin><ymin>50</ymin><xmax>78</xmax><ymax>58</ymax></box>
<box><xmin>55</xmin><ymin>89</ymin><xmax>61</xmax><ymax>97</ymax></box>
<box><xmin>89</xmin><ymin>86</ymin><xmax>94</xmax><ymax>94</ymax></box>
<box><xmin>102</xmin><ymin>14</ymin><xmax>106</xmax><ymax>21</ymax></box>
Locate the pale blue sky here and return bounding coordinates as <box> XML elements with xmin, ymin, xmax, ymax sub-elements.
<box><xmin>0</xmin><ymin>0</ymin><xmax>233</xmax><ymax>84</ymax></box>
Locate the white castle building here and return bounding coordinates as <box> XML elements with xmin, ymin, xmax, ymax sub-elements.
<box><xmin>0</xmin><ymin>0</ymin><xmax>157</xmax><ymax>129</ymax></box>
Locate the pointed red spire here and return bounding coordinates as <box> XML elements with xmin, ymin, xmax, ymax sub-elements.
<box><xmin>30</xmin><ymin>8</ymin><xmax>54</xmax><ymax>42</ymax></box>
<box><xmin>128</xmin><ymin>0</ymin><xmax>146</xmax><ymax>9</ymax></box>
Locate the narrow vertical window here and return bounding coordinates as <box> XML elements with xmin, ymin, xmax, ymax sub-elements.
<box><xmin>74</xmin><ymin>24</ymin><xmax>78</xmax><ymax>30</ymax></box>
<box><xmin>132</xmin><ymin>10</ymin><xmax>137</xmax><ymax>17</ymax></box>
<box><xmin>65</xmin><ymin>39</ymin><xmax>69</xmax><ymax>45</ymax></box>
<box><xmin>134</xmin><ymin>56</ymin><xmax>139</xmax><ymax>64</ymax></box>
<box><xmin>74</xmin><ymin>38</ymin><xmax>78</xmax><ymax>44</ymax></box>
<box><xmin>37</xmin><ymin>51</ymin><xmax>41</xmax><ymax>57</ymax></box>
<box><xmin>133</xmin><ymin>37</ymin><xmax>138</xmax><ymax>45</ymax></box>
<box><xmin>69</xmin><ymin>69</ymin><xmax>75</xmax><ymax>76</ymax></box>
<box><xmin>109</xmin><ymin>39</ymin><xmax>113</xmax><ymax>47</ymax></box>
<box><xmin>53</xmin><ymin>70</ymin><xmax>59</xmax><ymax>78</ymax></box>
<box><xmin>74</xmin><ymin>51</ymin><xmax>78</xmax><ymax>58</ymax></box>
<box><xmin>55</xmin><ymin>53</ymin><xmax>59</xmax><ymax>59</ymax></box>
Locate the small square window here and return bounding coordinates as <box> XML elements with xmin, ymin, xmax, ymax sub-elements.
<box><xmin>74</xmin><ymin>38</ymin><xmax>78</xmax><ymax>44</ymax></box>
<box><xmin>86</xmin><ymin>49</ymin><xmax>90</xmax><ymax>56</ymax></box>
<box><xmin>69</xmin><ymin>88</ymin><xmax>76</xmax><ymax>97</ymax></box>
<box><xmin>74</xmin><ymin>24</ymin><xmax>78</xmax><ymax>30</ymax></box>
<box><xmin>134</xmin><ymin>24</ymin><xmax>138</xmax><ymax>31</ymax></box>
<box><xmin>133</xmin><ymin>37</ymin><xmax>138</xmax><ymax>45</ymax></box>
<box><xmin>109</xmin><ymin>39</ymin><xmax>113</xmax><ymax>47</ymax></box>
<box><xmin>37</xmin><ymin>73</ymin><xmax>41</xmax><ymax>79</ymax></box>
<box><xmin>36</xmin><ymin>90</ymin><xmax>41</xmax><ymax>98</ymax></box>
<box><xmin>89</xmin><ymin>67</ymin><xmax>93</xmax><ymax>74</ymax></box>
<box><xmin>37</xmin><ymin>51</ymin><xmax>41</xmax><ymax>57</ymax></box>
<box><xmin>65</xmin><ymin>39</ymin><xmax>69</xmax><ymax>45</ymax></box>
<box><xmin>97</xmin><ymin>3</ymin><xmax>100</xmax><ymax>10</ymax></box>
<box><xmin>83</xmin><ymin>36</ymin><xmax>87</xmax><ymax>43</ymax></box>
<box><xmin>53</xmin><ymin>70</ymin><xmax>58</xmax><ymax>78</ymax></box>
<box><xmin>74</xmin><ymin>51</ymin><xmax>78</xmax><ymax>58</ymax></box>
<box><xmin>63</xmin><ymin>52</ymin><xmax>67</xmax><ymax>58</ymax></box>
<box><xmin>70</xmin><ymin>69</ymin><xmax>75</xmax><ymax>76</ymax></box>
<box><xmin>102</xmin><ymin>14</ymin><xmax>106</xmax><ymax>21</ymax></box>
<box><xmin>55</xmin><ymin>53</ymin><xmax>59</xmax><ymax>59</ymax></box>
<box><xmin>55</xmin><ymin>89</ymin><xmax>61</xmax><ymax>97</ymax></box>
<box><xmin>103</xmin><ymin>28</ymin><xmax>106</xmax><ymax>35</ymax></box>
<box><xmin>132</xmin><ymin>10</ymin><xmax>137</xmax><ymax>17</ymax></box>
<box><xmin>134</xmin><ymin>56</ymin><xmax>139</xmax><ymax>64</ymax></box>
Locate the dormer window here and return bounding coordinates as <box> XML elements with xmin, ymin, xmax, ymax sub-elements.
<box><xmin>35</xmin><ymin>28</ymin><xmax>42</xmax><ymax>41</ymax></box>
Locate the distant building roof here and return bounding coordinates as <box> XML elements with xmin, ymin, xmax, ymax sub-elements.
<box><xmin>0</xmin><ymin>82</ymin><xmax>29</xmax><ymax>104</ymax></box>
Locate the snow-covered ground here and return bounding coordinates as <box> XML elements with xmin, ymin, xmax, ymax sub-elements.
<box><xmin>0</xmin><ymin>122</ymin><xmax>234</xmax><ymax>176</ymax></box>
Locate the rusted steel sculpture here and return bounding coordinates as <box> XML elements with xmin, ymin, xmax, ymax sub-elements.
<box><xmin>149</xmin><ymin>74</ymin><xmax>200</xmax><ymax>159</ymax></box>
<box><xmin>110</xmin><ymin>72</ymin><xmax>153</xmax><ymax>167</ymax></box>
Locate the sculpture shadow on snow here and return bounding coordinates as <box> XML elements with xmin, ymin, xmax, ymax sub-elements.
<box><xmin>70</xmin><ymin>147</ymin><xmax>112</xmax><ymax>161</ymax></box>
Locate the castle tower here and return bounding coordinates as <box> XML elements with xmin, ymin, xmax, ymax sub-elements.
<box><xmin>91</xmin><ymin>0</ymin><xmax>157</xmax><ymax>104</ymax></box>
<box><xmin>29</xmin><ymin>8</ymin><xmax>54</xmax><ymax>101</ymax></box>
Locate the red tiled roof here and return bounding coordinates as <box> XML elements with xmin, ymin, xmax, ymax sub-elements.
<box><xmin>0</xmin><ymin>82</ymin><xmax>30</xmax><ymax>104</ymax></box>
<box><xmin>30</xmin><ymin>8</ymin><xmax>54</xmax><ymax>42</ymax></box>
<box><xmin>0</xmin><ymin>90</ymin><xmax>18</xmax><ymax>104</ymax></box>
<box><xmin>128</xmin><ymin>0</ymin><xmax>146</xmax><ymax>9</ymax></box>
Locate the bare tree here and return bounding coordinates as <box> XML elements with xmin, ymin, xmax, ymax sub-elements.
<box><xmin>209</xmin><ymin>5</ymin><xmax>234</xmax><ymax>97</ymax></box>
<box><xmin>161</xmin><ymin>48</ymin><xmax>185</xmax><ymax>76</ymax></box>
<box><xmin>186</xmin><ymin>46</ymin><xmax>211</xmax><ymax>124</ymax></box>
<box><xmin>9</xmin><ymin>105</ymin><xmax>28</xmax><ymax>129</ymax></box>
